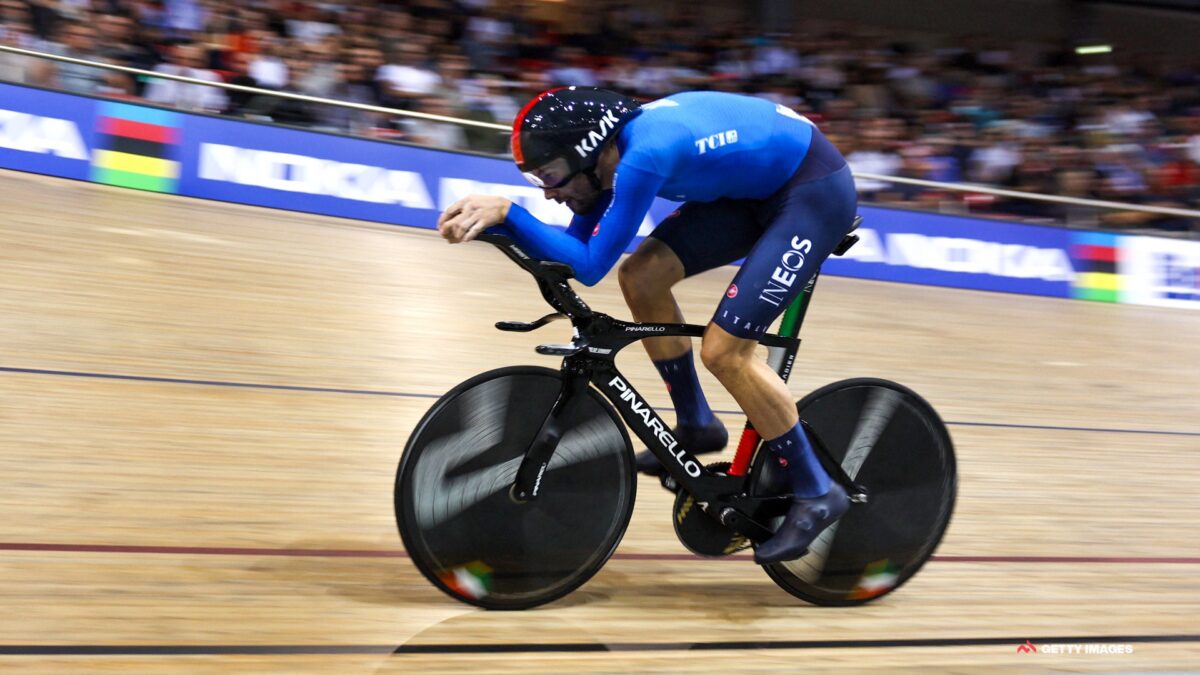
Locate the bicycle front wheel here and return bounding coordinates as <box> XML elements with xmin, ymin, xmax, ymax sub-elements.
<box><xmin>754</xmin><ymin>378</ymin><xmax>957</xmax><ymax>606</ymax></box>
<box><xmin>395</xmin><ymin>366</ymin><xmax>635</xmax><ymax>610</ymax></box>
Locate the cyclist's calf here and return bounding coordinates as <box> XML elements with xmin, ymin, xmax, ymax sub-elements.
<box><xmin>700</xmin><ymin>323</ymin><xmax>799</xmax><ymax>439</ymax></box>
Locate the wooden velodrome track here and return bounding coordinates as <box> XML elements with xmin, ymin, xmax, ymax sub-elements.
<box><xmin>1</xmin><ymin>168</ymin><xmax>1198</xmax><ymax>673</ymax></box>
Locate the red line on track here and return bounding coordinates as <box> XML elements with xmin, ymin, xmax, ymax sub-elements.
<box><xmin>1</xmin><ymin>542</ymin><xmax>1197</xmax><ymax>564</ymax></box>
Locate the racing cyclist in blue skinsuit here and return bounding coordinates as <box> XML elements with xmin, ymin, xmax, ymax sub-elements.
<box><xmin>437</xmin><ymin>87</ymin><xmax>858</xmax><ymax>563</ymax></box>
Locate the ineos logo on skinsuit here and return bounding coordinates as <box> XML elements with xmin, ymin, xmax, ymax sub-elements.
<box><xmin>574</xmin><ymin>109</ymin><xmax>621</xmax><ymax>158</ymax></box>
<box><xmin>759</xmin><ymin>236</ymin><xmax>813</xmax><ymax>307</ymax></box>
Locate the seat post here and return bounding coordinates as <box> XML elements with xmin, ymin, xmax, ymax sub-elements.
<box><xmin>778</xmin><ymin>270</ymin><xmax>819</xmax><ymax>340</ymax></box>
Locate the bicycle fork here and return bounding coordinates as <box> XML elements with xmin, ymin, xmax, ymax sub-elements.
<box><xmin>509</xmin><ymin>373</ymin><xmax>590</xmax><ymax>502</ymax></box>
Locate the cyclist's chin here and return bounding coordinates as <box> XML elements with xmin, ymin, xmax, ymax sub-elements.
<box><xmin>566</xmin><ymin>195</ymin><xmax>597</xmax><ymax>214</ymax></box>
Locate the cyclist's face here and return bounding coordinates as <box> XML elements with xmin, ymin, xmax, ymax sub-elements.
<box><xmin>522</xmin><ymin>157</ymin><xmax>576</xmax><ymax>191</ymax></box>
<box><xmin>543</xmin><ymin>173</ymin><xmax>603</xmax><ymax>214</ymax></box>
<box><xmin>530</xmin><ymin>157</ymin><xmax>603</xmax><ymax>214</ymax></box>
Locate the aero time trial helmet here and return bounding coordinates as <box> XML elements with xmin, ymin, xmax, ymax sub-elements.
<box><xmin>511</xmin><ymin>87</ymin><xmax>641</xmax><ymax>189</ymax></box>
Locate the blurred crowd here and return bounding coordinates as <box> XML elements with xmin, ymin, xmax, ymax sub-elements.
<box><xmin>1</xmin><ymin>0</ymin><xmax>1198</xmax><ymax>231</ymax></box>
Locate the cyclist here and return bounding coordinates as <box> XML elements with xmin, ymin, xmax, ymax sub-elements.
<box><xmin>436</xmin><ymin>87</ymin><xmax>858</xmax><ymax>564</ymax></box>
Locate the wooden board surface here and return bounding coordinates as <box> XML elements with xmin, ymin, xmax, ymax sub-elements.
<box><xmin>1</xmin><ymin>169</ymin><xmax>1197</xmax><ymax>672</ymax></box>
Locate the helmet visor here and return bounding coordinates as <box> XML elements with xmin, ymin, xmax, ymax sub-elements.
<box><xmin>521</xmin><ymin>156</ymin><xmax>578</xmax><ymax>190</ymax></box>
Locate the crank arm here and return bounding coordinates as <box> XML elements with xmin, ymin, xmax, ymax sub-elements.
<box><xmin>714</xmin><ymin>506</ymin><xmax>775</xmax><ymax>543</ymax></box>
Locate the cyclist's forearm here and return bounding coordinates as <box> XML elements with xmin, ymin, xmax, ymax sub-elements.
<box><xmin>504</xmin><ymin>205</ymin><xmax>605</xmax><ymax>284</ymax></box>
<box><xmin>504</xmin><ymin>167</ymin><xmax>662</xmax><ymax>285</ymax></box>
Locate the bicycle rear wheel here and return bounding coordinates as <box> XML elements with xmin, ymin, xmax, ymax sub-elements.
<box><xmin>753</xmin><ymin>378</ymin><xmax>956</xmax><ymax>606</ymax></box>
<box><xmin>395</xmin><ymin>366</ymin><xmax>635</xmax><ymax>610</ymax></box>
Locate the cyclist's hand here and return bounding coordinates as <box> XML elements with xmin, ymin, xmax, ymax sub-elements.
<box><xmin>437</xmin><ymin>195</ymin><xmax>512</xmax><ymax>244</ymax></box>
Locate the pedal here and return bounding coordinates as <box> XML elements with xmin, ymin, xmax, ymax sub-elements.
<box><xmin>659</xmin><ymin>473</ymin><xmax>680</xmax><ymax>493</ymax></box>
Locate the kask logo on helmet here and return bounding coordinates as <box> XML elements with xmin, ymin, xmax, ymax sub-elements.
<box><xmin>573</xmin><ymin>108</ymin><xmax>620</xmax><ymax>159</ymax></box>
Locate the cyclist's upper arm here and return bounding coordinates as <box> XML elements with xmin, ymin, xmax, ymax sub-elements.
<box><xmin>502</xmin><ymin>164</ymin><xmax>665</xmax><ymax>286</ymax></box>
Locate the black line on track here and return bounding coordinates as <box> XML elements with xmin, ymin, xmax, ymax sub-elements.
<box><xmin>0</xmin><ymin>634</ymin><xmax>1195</xmax><ymax>656</ymax></box>
<box><xmin>3</xmin><ymin>366</ymin><xmax>1197</xmax><ymax>438</ymax></box>
<box><xmin>3</xmin><ymin>542</ymin><xmax>1199</xmax><ymax>564</ymax></box>
<box><xmin>0</xmin><ymin>366</ymin><xmax>441</xmax><ymax>401</ymax></box>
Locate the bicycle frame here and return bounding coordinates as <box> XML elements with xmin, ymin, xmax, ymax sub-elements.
<box><xmin>477</xmin><ymin>232</ymin><xmax>843</xmax><ymax>543</ymax></box>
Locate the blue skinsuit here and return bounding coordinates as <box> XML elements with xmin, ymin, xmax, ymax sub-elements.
<box><xmin>498</xmin><ymin>90</ymin><xmax>857</xmax><ymax>339</ymax></box>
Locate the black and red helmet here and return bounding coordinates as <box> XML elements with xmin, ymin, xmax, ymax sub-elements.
<box><xmin>511</xmin><ymin>86</ymin><xmax>642</xmax><ymax>189</ymax></box>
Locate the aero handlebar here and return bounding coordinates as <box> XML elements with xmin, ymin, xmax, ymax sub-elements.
<box><xmin>476</xmin><ymin>232</ymin><xmax>593</xmax><ymax>322</ymax></box>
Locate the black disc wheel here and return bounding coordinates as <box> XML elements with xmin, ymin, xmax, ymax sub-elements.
<box><xmin>752</xmin><ymin>378</ymin><xmax>956</xmax><ymax>606</ymax></box>
<box><xmin>395</xmin><ymin>366</ymin><xmax>635</xmax><ymax>610</ymax></box>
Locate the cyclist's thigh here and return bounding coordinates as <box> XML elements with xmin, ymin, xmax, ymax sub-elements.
<box><xmin>713</xmin><ymin>165</ymin><xmax>858</xmax><ymax>339</ymax></box>
<box><xmin>648</xmin><ymin>199</ymin><xmax>762</xmax><ymax>279</ymax></box>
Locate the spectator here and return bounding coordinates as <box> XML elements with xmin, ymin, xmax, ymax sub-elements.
<box><xmin>377</xmin><ymin>40</ymin><xmax>440</xmax><ymax>107</ymax></box>
<box><xmin>285</xmin><ymin>6</ymin><xmax>341</xmax><ymax>46</ymax></box>
<box><xmin>462</xmin><ymin>4</ymin><xmax>514</xmax><ymax>71</ymax></box>
<box><xmin>0</xmin><ymin>0</ymin><xmax>36</xmax><ymax>83</ymax></box>
<box><xmin>970</xmin><ymin>125</ymin><xmax>1022</xmax><ymax>184</ymax></box>
<box><xmin>401</xmin><ymin>94</ymin><xmax>467</xmax><ymax>150</ymax></box>
<box><xmin>41</xmin><ymin>20</ymin><xmax>112</xmax><ymax>95</ymax></box>
<box><xmin>248</xmin><ymin>35</ymin><xmax>288</xmax><ymax>89</ymax></box>
<box><xmin>221</xmin><ymin>49</ymin><xmax>259</xmax><ymax>114</ymax></box>
<box><xmin>311</xmin><ymin>60</ymin><xmax>379</xmax><ymax>133</ymax></box>
<box><xmin>1</xmin><ymin>0</ymin><xmax>1194</xmax><ymax>232</ymax></box>
<box><xmin>846</xmin><ymin>119</ymin><xmax>904</xmax><ymax>198</ymax></box>
<box><xmin>143</xmin><ymin>41</ymin><xmax>227</xmax><ymax>113</ymax></box>
<box><xmin>545</xmin><ymin>47</ymin><xmax>598</xmax><ymax>88</ymax></box>
<box><xmin>433</xmin><ymin>52</ymin><xmax>473</xmax><ymax>107</ymax></box>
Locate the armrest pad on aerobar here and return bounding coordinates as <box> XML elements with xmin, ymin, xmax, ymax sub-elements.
<box><xmin>476</xmin><ymin>232</ymin><xmax>514</xmax><ymax>246</ymax></box>
<box><xmin>476</xmin><ymin>232</ymin><xmax>576</xmax><ymax>280</ymax></box>
<box><xmin>539</xmin><ymin>261</ymin><xmax>576</xmax><ymax>280</ymax></box>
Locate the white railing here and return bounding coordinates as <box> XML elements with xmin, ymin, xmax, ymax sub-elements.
<box><xmin>2</xmin><ymin>44</ymin><xmax>1198</xmax><ymax>223</ymax></box>
<box><xmin>0</xmin><ymin>44</ymin><xmax>503</xmax><ymax>129</ymax></box>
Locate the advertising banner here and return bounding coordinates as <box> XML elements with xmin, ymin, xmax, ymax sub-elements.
<box><xmin>823</xmin><ymin>205</ymin><xmax>1074</xmax><ymax>298</ymax></box>
<box><xmin>1120</xmin><ymin>236</ymin><xmax>1200</xmax><ymax>309</ymax></box>
<box><xmin>1</xmin><ymin>82</ymin><xmax>1195</xmax><ymax>310</ymax></box>
<box><xmin>0</xmin><ymin>83</ymin><xmax>94</xmax><ymax>180</ymax></box>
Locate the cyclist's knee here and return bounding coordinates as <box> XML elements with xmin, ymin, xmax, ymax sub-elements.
<box><xmin>618</xmin><ymin>245</ymin><xmax>679</xmax><ymax>304</ymax></box>
<box><xmin>699</xmin><ymin>326</ymin><xmax>755</xmax><ymax>379</ymax></box>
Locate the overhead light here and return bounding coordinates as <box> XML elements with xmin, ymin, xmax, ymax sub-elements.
<box><xmin>1075</xmin><ymin>44</ymin><xmax>1113</xmax><ymax>55</ymax></box>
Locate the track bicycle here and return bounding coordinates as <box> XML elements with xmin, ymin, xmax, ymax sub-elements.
<box><xmin>395</xmin><ymin>220</ymin><xmax>956</xmax><ymax>610</ymax></box>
